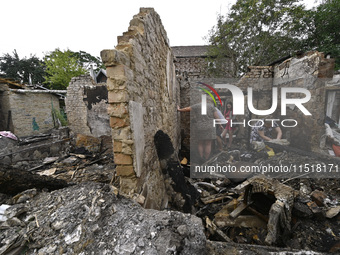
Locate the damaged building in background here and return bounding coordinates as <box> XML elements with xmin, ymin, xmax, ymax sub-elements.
<box><xmin>173</xmin><ymin>48</ymin><xmax>338</xmax><ymax>154</ymax></box>
<box><xmin>235</xmin><ymin>52</ymin><xmax>336</xmax><ymax>152</ymax></box>
<box><xmin>0</xmin><ymin>78</ymin><xmax>70</xmax><ymax>168</ymax></box>
<box><xmin>0</xmin><ymin>78</ymin><xmax>65</xmax><ymax>137</ymax></box>
<box><xmin>1</xmin><ymin>7</ymin><xmax>340</xmax><ymax>255</ymax></box>
<box><xmin>65</xmin><ymin>75</ymin><xmax>112</xmax><ymax>154</ymax></box>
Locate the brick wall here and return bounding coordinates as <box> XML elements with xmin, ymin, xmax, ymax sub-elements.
<box><xmin>272</xmin><ymin>51</ymin><xmax>335</xmax><ymax>151</ymax></box>
<box><xmin>65</xmin><ymin>75</ymin><xmax>111</xmax><ymax>138</ymax></box>
<box><xmin>0</xmin><ymin>87</ymin><xmax>11</xmax><ymax>131</ymax></box>
<box><xmin>101</xmin><ymin>8</ymin><xmax>180</xmax><ymax>209</ymax></box>
<box><xmin>231</xmin><ymin>52</ymin><xmax>335</xmax><ymax>151</ymax></box>
<box><xmin>178</xmin><ymin>77</ymin><xmax>239</xmax><ymax>150</ymax></box>
<box><xmin>173</xmin><ymin>46</ymin><xmax>235</xmax><ymax>79</ymax></box>
<box><xmin>175</xmin><ymin>57</ymin><xmax>210</xmax><ymax>79</ymax></box>
<box><xmin>0</xmin><ymin>86</ymin><xmax>61</xmax><ymax>137</ymax></box>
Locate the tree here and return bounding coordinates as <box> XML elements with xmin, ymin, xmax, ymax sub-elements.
<box><xmin>309</xmin><ymin>0</ymin><xmax>340</xmax><ymax>69</ymax></box>
<box><xmin>43</xmin><ymin>49</ymin><xmax>87</xmax><ymax>90</ymax></box>
<box><xmin>207</xmin><ymin>0</ymin><xmax>312</xmax><ymax>76</ymax></box>
<box><xmin>73</xmin><ymin>50</ymin><xmax>105</xmax><ymax>73</ymax></box>
<box><xmin>43</xmin><ymin>49</ymin><xmax>105</xmax><ymax>90</ymax></box>
<box><xmin>0</xmin><ymin>50</ymin><xmax>45</xmax><ymax>84</ymax></box>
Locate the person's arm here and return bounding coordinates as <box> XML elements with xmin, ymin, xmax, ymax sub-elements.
<box><xmin>274</xmin><ymin>127</ymin><xmax>282</xmax><ymax>139</ymax></box>
<box><xmin>213</xmin><ymin>110</ymin><xmax>220</xmax><ymax>119</ymax></box>
<box><xmin>258</xmin><ymin>130</ymin><xmax>272</xmax><ymax>141</ymax></box>
<box><xmin>177</xmin><ymin>105</ymin><xmax>191</xmax><ymax>112</ymax></box>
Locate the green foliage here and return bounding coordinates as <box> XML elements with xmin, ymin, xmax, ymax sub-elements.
<box><xmin>0</xmin><ymin>50</ymin><xmax>45</xmax><ymax>84</ymax></box>
<box><xmin>73</xmin><ymin>50</ymin><xmax>105</xmax><ymax>73</ymax></box>
<box><xmin>43</xmin><ymin>49</ymin><xmax>105</xmax><ymax>89</ymax></box>
<box><xmin>44</xmin><ymin>49</ymin><xmax>86</xmax><ymax>90</ymax></box>
<box><xmin>309</xmin><ymin>0</ymin><xmax>340</xmax><ymax>69</ymax></box>
<box><xmin>0</xmin><ymin>49</ymin><xmax>104</xmax><ymax>88</ymax></box>
<box><xmin>208</xmin><ymin>0</ymin><xmax>313</xmax><ymax>76</ymax></box>
<box><xmin>52</xmin><ymin>107</ymin><xmax>68</xmax><ymax>127</ymax></box>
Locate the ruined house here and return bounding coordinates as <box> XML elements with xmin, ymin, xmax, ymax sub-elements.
<box><xmin>101</xmin><ymin>8</ymin><xmax>180</xmax><ymax>210</ymax></box>
<box><xmin>172</xmin><ymin>45</ymin><xmax>238</xmax><ymax>150</ymax></box>
<box><xmin>65</xmin><ymin>75</ymin><xmax>112</xmax><ymax>153</ymax></box>
<box><xmin>1</xmin><ymin>7</ymin><xmax>340</xmax><ymax>255</ymax></box>
<box><xmin>0</xmin><ymin>78</ymin><xmax>70</xmax><ymax>168</ymax></box>
<box><xmin>173</xmin><ymin>49</ymin><xmax>338</xmax><ymax>153</ymax></box>
<box><xmin>235</xmin><ymin>52</ymin><xmax>336</xmax><ymax>152</ymax></box>
<box><xmin>98</xmin><ymin>7</ymin><xmax>339</xmax><ymax>210</ymax></box>
<box><xmin>0</xmin><ymin>78</ymin><xmax>64</xmax><ymax>137</ymax></box>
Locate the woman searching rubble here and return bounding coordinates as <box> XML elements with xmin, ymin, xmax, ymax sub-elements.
<box><xmin>177</xmin><ymin>98</ymin><xmax>220</xmax><ymax>163</ymax></box>
<box><xmin>250</xmin><ymin>117</ymin><xmax>282</xmax><ymax>143</ymax></box>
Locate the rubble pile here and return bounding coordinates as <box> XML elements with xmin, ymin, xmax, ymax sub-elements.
<box><xmin>184</xmin><ymin>146</ymin><xmax>340</xmax><ymax>254</ymax></box>
<box><xmin>1</xmin><ymin>131</ymin><xmax>340</xmax><ymax>254</ymax></box>
<box><xmin>0</xmin><ymin>182</ymin><xmax>206</xmax><ymax>255</ymax></box>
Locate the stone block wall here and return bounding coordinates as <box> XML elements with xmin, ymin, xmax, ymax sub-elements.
<box><xmin>178</xmin><ymin>77</ymin><xmax>239</xmax><ymax>150</ymax></box>
<box><xmin>101</xmin><ymin>8</ymin><xmax>180</xmax><ymax>209</ymax></box>
<box><xmin>236</xmin><ymin>66</ymin><xmax>275</xmax><ymax>136</ymax></box>
<box><xmin>0</xmin><ymin>128</ymin><xmax>70</xmax><ymax>168</ymax></box>
<box><xmin>172</xmin><ymin>46</ymin><xmax>235</xmax><ymax>80</ymax></box>
<box><xmin>233</xmin><ymin>52</ymin><xmax>335</xmax><ymax>151</ymax></box>
<box><xmin>65</xmin><ymin>75</ymin><xmax>111</xmax><ymax>138</ymax></box>
<box><xmin>175</xmin><ymin>57</ymin><xmax>210</xmax><ymax>79</ymax></box>
<box><xmin>0</xmin><ymin>85</ymin><xmax>61</xmax><ymax>137</ymax></box>
<box><xmin>0</xmin><ymin>87</ymin><xmax>12</xmax><ymax>131</ymax></box>
<box><xmin>272</xmin><ymin>51</ymin><xmax>335</xmax><ymax>151</ymax></box>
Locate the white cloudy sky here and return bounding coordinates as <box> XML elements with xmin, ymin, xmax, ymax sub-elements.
<box><xmin>0</xmin><ymin>0</ymin><xmax>317</xmax><ymax>59</ymax></box>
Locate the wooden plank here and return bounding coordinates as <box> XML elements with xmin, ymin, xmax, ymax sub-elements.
<box><xmin>201</xmin><ymin>194</ymin><xmax>233</xmax><ymax>205</ymax></box>
<box><xmin>229</xmin><ymin>202</ymin><xmax>249</xmax><ymax>219</ymax></box>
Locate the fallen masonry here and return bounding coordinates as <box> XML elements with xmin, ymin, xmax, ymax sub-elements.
<box><xmin>1</xmin><ymin>179</ymin><xmax>337</xmax><ymax>255</ymax></box>
<box><xmin>2</xmin><ymin>127</ymin><xmax>340</xmax><ymax>253</ymax></box>
<box><xmin>1</xmin><ymin>7</ymin><xmax>340</xmax><ymax>255</ymax></box>
<box><xmin>0</xmin><ymin>182</ymin><xmax>207</xmax><ymax>255</ymax></box>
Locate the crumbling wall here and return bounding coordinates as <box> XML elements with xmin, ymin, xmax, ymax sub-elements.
<box><xmin>0</xmin><ymin>86</ymin><xmax>60</xmax><ymax>137</ymax></box>
<box><xmin>232</xmin><ymin>52</ymin><xmax>335</xmax><ymax>151</ymax></box>
<box><xmin>172</xmin><ymin>46</ymin><xmax>235</xmax><ymax>80</ymax></box>
<box><xmin>101</xmin><ymin>8</ymin><xmax>180</xmax><ymax>209</ymax></box>
<box><xmin>65</xmin><ymin>75</ymin><xmax>111</xmax><ymax>137</ymax></box>
<box><xmin>0</xmin><ymin>128</ymin><xmax>70</xmax><ymax>168</ymax></box>
<box><xmin>178</xmin><ymin>77</ymin><xmax>239</xmax><ymax>151</ymax></box>
<box><xmin>0</xmin><ymin>88</ymin><xmax>12</xmax><ymax>131</ymax></box>
<box><xmin>273</xmin><ymin>51</ymin><xmax>335</xmax><ymax>151</ymax></box>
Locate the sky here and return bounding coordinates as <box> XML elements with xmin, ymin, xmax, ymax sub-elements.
<box><xmin>0</xmin><ymin>0</ymin><xmax>317</xmax><ymax>60</ymax></box>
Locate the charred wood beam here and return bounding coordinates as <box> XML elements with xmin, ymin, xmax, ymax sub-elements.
<box><xmin>18</xmin><ymin>136</ymin><xmax>53</xmax><ymax>145</ymax></box>
<box><xmin>265</xmin><ymin>141</ymin><xmax>340</xmax><ymax>165</ymax></box>
<box><xmin>0</xmin><ymin>138</ymin><xmax>71</xmax><ymax>158</ymax></box>
<box><xmin>0</xmin><ymin>168</ymin><xmax>69</xmax><ymax>195</ymax></box>
<box><xmin>9</xmin><ymin>89</ymin><xmax>67</xmax><ymax>94</ymax></box>
<box><xmin>200</xmin><ymin>193</ymin><xmax>234</xmax><ymax>205</ymax></box>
